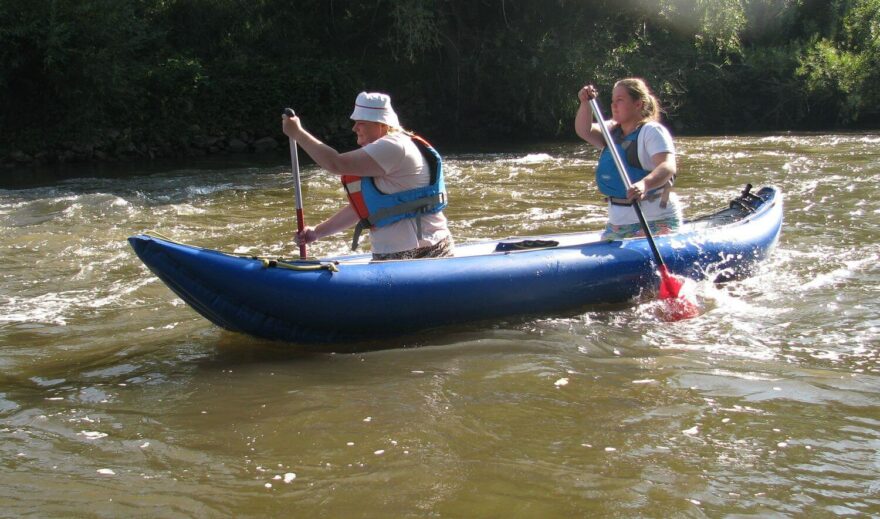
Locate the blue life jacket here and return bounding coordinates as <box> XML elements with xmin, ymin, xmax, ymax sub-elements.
<box><xmin>342</xmin><ymin>135</ymin><xmax>447</xmax><ymax>250</ymax></box>
<box><xmin>595</xmin><ymin>125</ymin><xmax>650</xmax><ymax>198</ymax></box>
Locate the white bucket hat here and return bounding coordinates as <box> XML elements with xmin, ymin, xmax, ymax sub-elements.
<box><xmin>350</xmin><ymin>92</ymin><xmax>400</xmax><ymax>128</ymax></box>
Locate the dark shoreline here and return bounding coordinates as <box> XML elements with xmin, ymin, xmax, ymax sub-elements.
<box><xmin>1</xmin><ymin>129</ymin><xmax>285</xmax><ymax>171</ymax></box>
<box><xmin>4</xmin><ymin>129</ymin><xmax>878</xmax><ymax>190</ymax></box>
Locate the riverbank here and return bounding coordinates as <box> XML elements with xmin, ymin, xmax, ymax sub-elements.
<box><xmin>0</xmin><ymin>127</ymin><xmax>575</xmax><ymax>186</ymax></box>
<box><xmin>1</xmin><ymin>126</ymin><xmax>288</xmax><ymax>171</ymax></box>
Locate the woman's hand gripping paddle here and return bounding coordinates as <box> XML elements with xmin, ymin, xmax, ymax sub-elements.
<box><xmin>586</xmin><ymin>96</ymin><xmax>700</xmax><ymax>321</ymax></box>
<box><xmin>283</xmin><ymin>108</ymin><xmax>307</xmax><ymax>259</ymax></box>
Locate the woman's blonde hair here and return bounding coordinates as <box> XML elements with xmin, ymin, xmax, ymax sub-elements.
<box><xmin>614</xmin><ymin>78</ymin><xmax>662</xmax><ymax>123</ymax></box>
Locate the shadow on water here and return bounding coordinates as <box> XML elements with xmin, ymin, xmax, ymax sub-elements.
<box><xmin>0</xmin><ymin>150</ymin><xmax>293</xmax><ymax>190</ymax></box>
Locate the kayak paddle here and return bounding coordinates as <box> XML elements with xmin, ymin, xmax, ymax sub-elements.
<box><xmin>587</xmin><ymin>97</ymin><xmax>700</xmax><ymax>321</ymax></box>
<box><xmin>283</xmin><ymin>107</ymin><xmax>307</xmax><ymax>259</ymax></box>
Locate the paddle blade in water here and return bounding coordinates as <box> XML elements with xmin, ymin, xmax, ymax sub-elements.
<box><xmin>657</xmin><ymin>265</ymin><xmax>701</xmax><ymax>321</ymax></box>
<box><xmin>657</xmin><ymin>265</ymin><xmax>684</xmax><ymax>299</ymax></box>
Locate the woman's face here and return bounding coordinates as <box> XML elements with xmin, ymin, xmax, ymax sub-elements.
<box><xmin>352</xmin><ymin>120</ymin><xmax>388</xmax><ymax>146</ymax></box>
<box><xmin>610</xmin><ymin>85</ymin><xmax>643</xmax><ymax>125</ymax></box>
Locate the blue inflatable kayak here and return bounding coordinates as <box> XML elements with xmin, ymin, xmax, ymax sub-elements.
<box><xmin>129</xmin><ymin>185</ymin><xmax>782</xmax><ymax>343</ymax></box>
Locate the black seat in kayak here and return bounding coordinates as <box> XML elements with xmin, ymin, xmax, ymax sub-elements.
<box><xmin>494</xmin><ymin>239</ymin><xmax>559</xmax><ymax>252</ymax></box>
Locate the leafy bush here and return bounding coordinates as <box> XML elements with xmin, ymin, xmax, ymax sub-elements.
<box><xmin>2</xmin><ymin>0</ymin><xmax>878</xmax><ymax>158</ymax></box>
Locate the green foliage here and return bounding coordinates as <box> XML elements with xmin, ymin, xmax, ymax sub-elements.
<box><xmin>1</xmin><ymin>0</ymin><xmax>879</xmax><ymax>157</ymax></box>
<box><xmin>658</xmin><ymin>0</ymin><xmax>746</xmax><ymax>57</ymax></box>
<box><xmin>797</xmin><ymin>0</ymin><xmax>880</xmax><ymax>124</ymax></box>
<box><xmin>741</xmin><ymin>0</ymin><xmax>801</xmax><ymax>45</ymax></box>
<box><xmin>1</xmin><ymin>0</ymin><xmax>158</xmax><ymax>139</ymax></box>
<box><xmin>842</xmin><ymin>0</ymin><xmax>880</xmax><ymax>49</ymax></box>
<box><xmin>387</xmin><ymin>0</ymin><xmax>443</xmax><ymax>63</ymax></box>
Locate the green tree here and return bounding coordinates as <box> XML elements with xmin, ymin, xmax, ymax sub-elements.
<box><xmin>0</xmin><ymin>0</ymin><xmax>158</xmax><ymax>141</ymax></box>
<box><xmin>798</xmin><ymin>0</ymin><xmax>880</xmax><ymax>125</ymax></box>
<box><xmin>2</xmin><ymin>0</ymin><xmax>878</xmax><ymax>161</ymax></box>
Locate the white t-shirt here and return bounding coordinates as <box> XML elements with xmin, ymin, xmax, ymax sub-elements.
<box><xmin>361</xmin><ymin>132</ymin><xmax>450</xmax><ymax>254</ymax></box>
<box><xmin>606</xmin><ymin>121</ymin><xmax>681</xmax><ymax>226</ymax></box>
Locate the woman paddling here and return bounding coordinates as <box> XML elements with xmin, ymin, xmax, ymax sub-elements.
<box><xmin>282</xmin><ymin>92</ymin><xmax>454</xmax><ymax>260</ymax></box>
<box><xmin>575</xmin><ymin>78</ymin><xmax>682</xmax><ymax>240</ymax></box>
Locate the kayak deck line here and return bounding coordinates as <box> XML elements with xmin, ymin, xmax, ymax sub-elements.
<box><xmin>142</xmin><ymin>230</ymin><xmax>341</xmax><ymax>272</ymax></box>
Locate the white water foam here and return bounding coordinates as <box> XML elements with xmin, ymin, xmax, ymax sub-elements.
<box><xmin>509</xmin><ymin>153</ymin><xmax>555</xmax><ymax>164</ymax></box>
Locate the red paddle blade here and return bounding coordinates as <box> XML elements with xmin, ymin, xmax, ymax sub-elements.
<box><xmin>657</xmin><ymin>265</ymin><xmax>701</xmax><ymax>321</ymax></box>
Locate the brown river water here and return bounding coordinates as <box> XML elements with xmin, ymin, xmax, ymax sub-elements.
<box><xmin>1</xmin><ymin>134</ymin><xmax>878</xmax><ymax>517</ymax></box>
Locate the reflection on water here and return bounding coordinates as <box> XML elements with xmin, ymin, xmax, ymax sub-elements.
<box><xmin>1</xmin><ymin>134</ymin><xmax>879</xmax><ymax>516</ymax></box>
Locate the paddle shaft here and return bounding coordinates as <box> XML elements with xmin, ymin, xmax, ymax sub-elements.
<box><xmin>284</xmin><ymin>108</ymin><xmax>307</xmax><ymax>259</ymax></box>
<box><xmin>588</xmin><ymin>98</ymin><xmax>667</xmax><ymax>270</ymax></box>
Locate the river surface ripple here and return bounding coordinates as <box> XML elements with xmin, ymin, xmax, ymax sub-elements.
<box><xmin>1</xmin><ymin>134</ymin><xmax>878</xmax><ymax>517</ymax></box>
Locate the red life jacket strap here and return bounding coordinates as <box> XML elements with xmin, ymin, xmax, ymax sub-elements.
<box><xmin>342</xmin><ymin>174</ymin><xmax>370</xmax><ymax>220</ymax></box>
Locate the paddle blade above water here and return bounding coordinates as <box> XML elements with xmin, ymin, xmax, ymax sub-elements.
<box><xmin>657</xmin><ymin>265</ymin><xmax>701</xmax><ymax>321</ymax></box>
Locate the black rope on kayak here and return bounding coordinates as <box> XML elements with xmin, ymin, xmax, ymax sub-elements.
<box><xmin>142</xmin><ymin>230</ymin><xmax>340</xmax><ymax>273</ymax></box>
